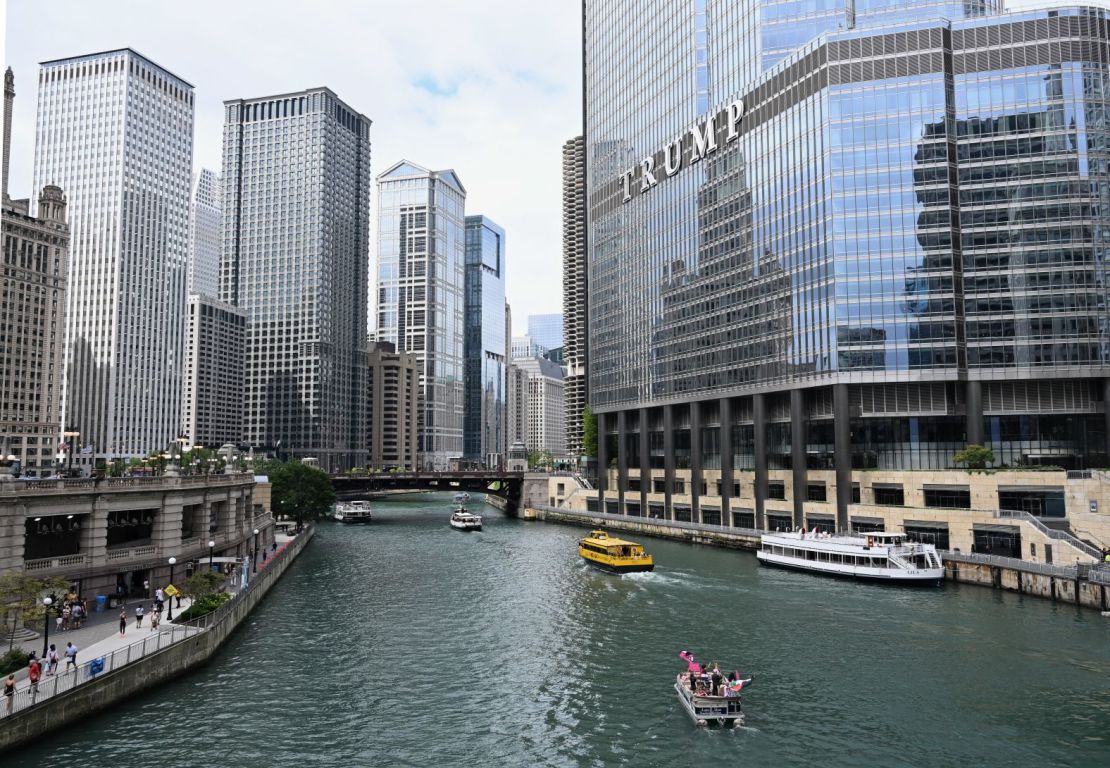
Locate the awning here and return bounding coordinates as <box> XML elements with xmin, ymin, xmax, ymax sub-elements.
<box><xmin>851</xmin><ymin>516</ymin><xmax>885</xmax><ymax>525</ymax></box>
<box><xmin>922</xmin><ymin>484</ymin><xmax>970</xmax><ymax>492</ymax></box>
<box><xmin>972</xmin><ymin>523</ymin><xmax>1021</xmax><ymax>534</ymax></box>
<box><xmin>904</xmin><ymin>520</ymin><xmax>950</xmax><ymax>530</ymax></box>
<box><xmin>996</xmin><ymin>485</ymin><xmax>1063</xmax><ymax>494</ymax></box>
<box><xmin>805</xmin><ymin>512</ymin><xmax>834</xmax><ymax>520</ymax></box>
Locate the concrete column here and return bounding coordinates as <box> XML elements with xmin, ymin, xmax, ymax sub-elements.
<box><xmin>720</xmin><ymin>397</ymin><xmax>734</xmax><ymax>526</ymax></box>
<box><xmin>834</xmin><ymin>383</ymin><xmax>852</xmax><ymax>532</ymax></box>
<box><xmin>0</xmin><ymin>498</ymin><xmax>25</xmax><ymax>572</ymax></box>
<box><xmin>791</xmin><ymin>388</ymin><xmax>807</xmax><ymax>529</ymax></box>
<box><xmin>966</xmin><ymin>380</ymin><xmax>984</xmax><ymax>446</ymax></box>
<box><xmin>153</xmin><ymin>492</ymin><xmax>184</xmax><ymax>558</ymax></box>
<box><xmin>690</xmin><ymin>401</ymin><xmax>703</xmax><ymax>523</ymax></box>
<box><xmin>596</xmin><ymin>412</ymin><xmax>608</xmax><ymax>504</ymax></box>
<box><xmin>81</xmin><ymin>495</ymin><xmax>110</xmax><ymax>565</ymax></box>
<box><xmin>639</xmin><ymin>407</ymin><xmax>649</xmax><ymax>516</ymax></box>
<box><xmin>753</xmin><ymin>393</ymin><xmax>767</xmax><ymax>530</ymax></box>
<box><xmin>616</xmin><ymin>410</ymin><xmax>627</xmax><ymax>515</ymax></box>
<box><xmin>664</xmin><ymin>404</ymin><xmax>675</xmax><ymax>520</ymax></box>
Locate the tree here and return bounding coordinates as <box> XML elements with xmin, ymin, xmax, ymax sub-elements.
<box><xmin>182</xmin><ymin>571</ymin><xmax>224</xmax><ymax>602</ymax></box>
<box><xmin>583</xmin><ymin>405</ymin><xmax>598</xmax><ymax>459</ymax></box>
<box><xmin>528</xmin><ymin>449</ymin><xmax>554</xmax><ymax>471</ymax></box>
<box><xmin>270</xmin><ymin>461</ymin><xmax>336</xmax><ymax>528</ymax></box>
<box><xmin>953</xmin><ymin>444</ymin><xmax>995</xmax><ymax>470</ymax></box>
<box><xmin>0</xmin><ymin>572</ymin><xmax>68</xmax><ymax>651</ymax></box>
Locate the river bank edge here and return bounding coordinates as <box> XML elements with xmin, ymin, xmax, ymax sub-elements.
<box><xmin>0</xmin><ymin>526</ymin><xmax>315</xmax><ymax>751</ymax></box>
<box><xmin>525</xmin><ymin>506</ymin><xmax>1110</xmax><ymax>613</ymax></box>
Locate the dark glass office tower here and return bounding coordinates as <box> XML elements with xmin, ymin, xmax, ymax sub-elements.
<box><xmin>586</xmin><ymin>2</ymin><xmax>1110</xmax><ymax>528</ymax></box>
<box><xmin>463</xmin><ymin>215</ymin><xmax>507</xmax><ymax>468</ymax></box>
<box><xmin>222</xmin><ymin>88</ymin><xmax>371</xmax><ymax>471</ymax></box>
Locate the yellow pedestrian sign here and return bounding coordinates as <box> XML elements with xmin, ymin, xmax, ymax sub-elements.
<box><xmin>164</xmin><ymin>584</ymin><xmax>180</xmax><ymax>598</ymax></box>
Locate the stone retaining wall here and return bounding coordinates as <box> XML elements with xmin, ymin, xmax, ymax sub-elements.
<box><xmin>0</xmin><ymin>527</ymin><xmax>314</xmax><ymax>751</ymax></box>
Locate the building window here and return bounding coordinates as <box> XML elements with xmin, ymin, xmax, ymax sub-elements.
<box><xmin>874</xmin><ymin>485</ymin><xmax>905</xmax><ymax>506</ymax></box>
<box><xmin>806</xmin><ymin>483</ymin><xmax>827</xmax><ymax>502</ymax></box>
<box><xmin>923</xmin><ymin>487</ymin><xmax>970</xmax><ymax>509</ymax></box>
<box><xmin>767</xmin><ymin>481</ymin><xmax>786</xmax><ymax>500</ymax></box>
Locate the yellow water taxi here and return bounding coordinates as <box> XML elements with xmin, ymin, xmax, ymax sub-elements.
<box><xmin>578</xmin><ymin>530</ymin><xmax>654</xmax><ymax>573</ymax></box>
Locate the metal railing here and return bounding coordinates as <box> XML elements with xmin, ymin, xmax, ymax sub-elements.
<box><xmin>1088</xmin><ymin>564</ymin><xmax>1110</xmax><ymax>585</ymax></box>
<box><xmin>534</xmin><ymin>505</ymin><xmax>763</xmax><ymax>540</ymax></box>
<box><xmin>0</xmin><ymin>623</ymin><xmax>203</xmax><ymax>720</ymax></box>
<box><xmin>995</xmin><ymin>509</ymin><xmax>1101</xmax><ymax>560</ymax></box>
<box><xmin>940</xmin><ymin>550</ymin><xmax>1081</xmax><ymax>579</ymax></box>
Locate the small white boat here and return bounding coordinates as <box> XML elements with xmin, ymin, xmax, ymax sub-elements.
<box><xmin>756</xmin><ymin>530</ymin><xmax>943</xmax><ymax>583</ymax></box>
<box><xmin>333</xmin><ymin>500</ymin><xmax>372</xmax><ymax>523</ymax></box>
<box><xmin>674</xmin><ymin>673</ymin><xmax>747</xmax><ymax>728</ymax></box>
<box><xmin>449</xmin><ymin>507</ymin><xmax>483</xmax><ymax>531</ymax></box>
<box><xmin>453</xmin><ymin>492</ymin><xmax>471</xmax><ymax>503</ymax></box>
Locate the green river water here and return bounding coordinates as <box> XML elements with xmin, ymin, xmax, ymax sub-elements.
<box><xmin>10</xmin><ymin>494</ymin><xmax>1110</xmax><ymax>767</ymax></box>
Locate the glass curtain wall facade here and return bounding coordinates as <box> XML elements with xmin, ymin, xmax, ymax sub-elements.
<box><xmin>222</xmin><ymin>88</ymin><xmax>371</xmax><ymax>471</ymax></box>
<box><xmin>376</xmin><ymin>161</ymin><xmax>467</xmax><ymax>470</ymax></box>
<box><xmin>33</xmin><ymin>49</ymin><xmax>193</xmax><ymax>461</ymax></box>
<box><xmin>586</xmin><ymin>3</ymin><xmax>1110</xmax><ymax>528</ymax></box>
<box><xmin>188</xmin><ymin>168</ymin><xmax>221</xmax><ymax>298</ymax></box>
<box><xmin>527</xmin><ymin>314</ymin><xmax>564</xmax><ymax>351</ymax></box>
<box><xmin>463</xmin><ymin>215</ymin><xmax>507</xmax><ymax>468</ymax></box>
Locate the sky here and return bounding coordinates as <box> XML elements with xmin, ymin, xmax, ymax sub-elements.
<box><xmin>1</xmin><ymin>0</ymin><xmax>581</xmax><ymax>333</ymax></box>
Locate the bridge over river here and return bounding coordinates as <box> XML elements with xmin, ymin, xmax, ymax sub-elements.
<box><xmin>331</xmin><ymin>471</ymin><xmax>526</xmax><ymax>512</ymax></box>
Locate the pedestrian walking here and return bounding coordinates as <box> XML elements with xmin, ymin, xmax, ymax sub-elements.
<box><xmin>119</xmin><ymin>608</ymin><xmax>127</xmax><ymax>637</ymax></box>
<box><xmin>64</xmin><ymin>642</ymin><xmax>77</xmax><ymax>671</ymax></box>
<box><xmin>155</xmin><ymin>587</ymin><xmax>164</xmax><ymax>605</ymax></box>
<box><xmin>3</xmin><ymin>674</ymin><xmax>14</xmax><ymax>714</ymax></box>
<box><xmin>150</xmin><ymin>608</ymin><xmax>160</xmax><ymax>631</ymax></box>
<box><xmin>135</xmin><ymin>604</ymin><xmax>144</xmax><ymax>628</ymax></box>
<box><xmin>61</xmin><ymin>604</ymin><xmax>71</xmax><ymax>631</ymax></box>
<box><xmin>46</xmin><ymin>644</ymin><xmax>58</xmax><ymax>676</ymax></box>
<box><xmin>28</xmin><ymin>655</ymin><xmax>41</xmax><ymax>694</ymax></box>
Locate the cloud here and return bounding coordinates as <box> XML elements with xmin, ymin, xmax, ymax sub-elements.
<box><xmin>3</xmin><ymin>0</ymin><xmax>581</xmax><ymax>329</ymax></box>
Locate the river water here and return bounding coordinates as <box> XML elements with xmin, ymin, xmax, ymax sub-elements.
<box><xmin>11</xmin><ymin>494</ymin><xmax>1110</xmax><ymax>767</ymax></box>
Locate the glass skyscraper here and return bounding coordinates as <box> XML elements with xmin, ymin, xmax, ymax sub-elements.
<box><xmin>222</xmin><ymin>88</ymin><xmax>371</xmax><ymax>471</ymax></box>
<box><xmin>463</xmin><ymin>215</ymin><xmax>507</xmax><ymax>467</ymax></box>
<box><xmin>376</xmin><ymin>161</ymin><xmax>467</xmax><ymax>470</ymax></box>
<box><xmin>33</xmin><ymin>49</ymin><xmax>193</xmax><ymax>461</ymax></box>
<box><xmin>527</xmin><ymin>313</ymin><xmax>564</xmax><ymax>352</ymax></box>
<box><xmin>188</xmin><ymin>168</ymin><xmax>221</xmax><ymax>298</ymax></box>
<box><xmin>586</xmin><ymin>2</ymin><xmax>1110</xmax><ymax>529</ymax></box>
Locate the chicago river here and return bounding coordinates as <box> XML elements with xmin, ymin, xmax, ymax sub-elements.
<box><xmin>12</xmin><ymin>494</ymin><xmax>1109</xmax><ymax>767</ymax></box>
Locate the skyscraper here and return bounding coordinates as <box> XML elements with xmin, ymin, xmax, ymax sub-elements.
<box><xmin>33</xmin><ymin>49</ymin><xmax>193</xmax><ymax>461</ymax></box>
<box><xmin>513</xmin><ymin>355</ymin><xmax>566</xmax><ymax>461</ymax></box>
<box><xmin>463</xmin><ymin>215</ymin><xmax>507</xmax><ymax>468</ymax></box>
<box><xmin>526</xmin><ymin>313</ymin><xmax>563</xmax><ymax>352</ymax></box>
<box><xmin>366</xmin><ymin>341</ymin><xmax>421</xmax><ymax>471</ymax></box>
<box><xmin>562</xmin><ymin>135</ymin><xmax>588</xmax><ymax>460</ymax></box>
<box><xmin>181</xmin><ymin>295</ymin><xmax>245</xmax><ymax>449</ymax></box>
<box><xmin>2</xmin><ymin>69</ymin><xmax>70</xmax><ymax>475</ymax></box>
<box><xmin>222</xmin><ymin>88</ymin><xmax>371</xmax><ymax>472</ymax></box>
<box><xmin>188</xmin><ymin>168</ymin><xmax>221</xmax><ymax>297</ymax></box>
<box><xmin>586</xmin><ymin>2</ymin><xmax>1110</xmax><ymax>530</ymax></box>
<box><xmin>376</xmin><ymin>161</ymin><xmax>467</xmax><ymax>470</ymax></box>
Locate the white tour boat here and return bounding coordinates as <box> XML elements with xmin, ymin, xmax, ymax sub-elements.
<box><xmin>449</xmin><ymin>507</ymin><xmax>483</xmax><ymax>531</ymax></box>
<box><xmin>756</xmin><ymin>530</ymin><xmax>944</xmax><ymax>584</ymax></box>
<box><xmin>333</xmin><ymin>500</ymin><xmax>373</xmax><ymax>523</ymax></box>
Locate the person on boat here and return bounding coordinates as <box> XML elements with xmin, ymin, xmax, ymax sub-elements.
<box><xmin>711</xmin><ymin>665</ymin><xmax>723</xmax><ymax>695</ymax></box>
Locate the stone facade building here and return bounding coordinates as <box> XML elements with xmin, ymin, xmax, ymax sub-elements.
<box><xmin>366</xmin><ymin>341</ymin><xmax>421</xmax><ymax>471</ymax></box>
<box><xmin>182</xmin><ymin>294</ymin><xmax>246</xmax><ymax>449</ymax></box>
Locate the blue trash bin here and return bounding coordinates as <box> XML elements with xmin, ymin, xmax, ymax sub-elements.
<box><xmin>95</xmin><ymin>594</ymin><xmax>107</xmax><ymax>613</ymax></box>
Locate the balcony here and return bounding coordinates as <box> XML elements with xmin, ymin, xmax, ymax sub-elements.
<box><xmin>24</xmin><ymin>553</ymin><xmax>88</xmax><ymax>572</ymax></box>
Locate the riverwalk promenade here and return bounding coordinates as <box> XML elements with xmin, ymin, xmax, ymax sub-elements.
<box><xmin>0</xmin><ymin>529</ymin><xmax>304</xmax><ymax>727</ymax></box>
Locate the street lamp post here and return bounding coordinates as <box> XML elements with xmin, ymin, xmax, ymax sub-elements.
<box><xmin>167</xmin><ymin>557</ymin><xmax>176</xmax><ymax>620</ymax></box>
<box><xmin>252</xmin><ymin>528</ymin><xmax>260</xmax><ymax>573</ymax></box>
<box><xmin>62</xmin><ymin>428</ymin><xmax>80</xmax><ymax>476</ymax></box>
<box><xmin>208</xmin><ymin>539</ymin><xmax>215</xmax><ymax>572</ymax></box>
<box><xmin>41</xmin><ymin>597</ymin><xmax>53</xmax><ymax>658</ymax></box>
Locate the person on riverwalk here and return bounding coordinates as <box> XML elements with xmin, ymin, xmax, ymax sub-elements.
<box><xmin>46</xmin><ymin>645</ymin><xmax>59</xmax><ymax>676</ymax></box>
<box><xmin>28</xmin><ymin>655</ymin><xmax>41</xmax><ymax>694</ymax></box>
<box><xmin>61</xmin><ymin>604</ymin><xmax>71</xmax><ymax>631</ymax></box>
<box><xmin>150</xmin><ymin>606</ymin><xmax>160</xmax><ymax>631</ymax></box>
<box><xmin>4</xmin><ymin>674</ymin><xmax>14</xmax><ymax>714</ymax></box>
<box><xmin>64</xmin><ymin>642</ymin><xmax>77</xmax><ymax>671</ymax></box>
<box><xmin>135</xmin><ymin>604</ymin><xmax>144</xmax><ymax>628</ymax></box>
<box><xmin>119</xmin><ymin>608</ymin><xmax>127</xmax><ymax>637</ymax></box>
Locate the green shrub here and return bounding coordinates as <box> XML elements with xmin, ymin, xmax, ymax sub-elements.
<box><xmin>175</xmin><ymin>592</ymin><xmax>230</xmax><ymax>622</ymax></box>
<box><xmin>0</xmin><ymin>648</ymin><xmax>30</xmax><ymax>676</ymax></box>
